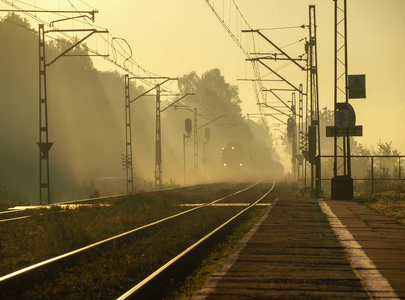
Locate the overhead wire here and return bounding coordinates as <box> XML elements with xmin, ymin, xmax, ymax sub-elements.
<box><xmin>259</xmin><ymin>25</ymin><xmax>306</xmax><ymax>31</ymax></box>
<box><xmin>70</xmin><ymin>0</ymin><xmax>177</xmax><ymax>91</ymax></box>
<box><xmin>76</xmin><ymin>0</ymin><xmax>96</xmax><ymax>10</ymax></box>
<box><xmin>1</xmin><ymin>0</ymin><xmax>178</xmax><ymax>91</ymax></box>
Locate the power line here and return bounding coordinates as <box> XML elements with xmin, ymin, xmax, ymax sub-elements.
<box><xmin>0</xmin><ymin>0</ymin><xmax>178</xmax><ymax>92</ymax></box>
<box><xmin>259</xmin><ymin>24</ymin><xmax>307</xmax><ymax>31</ymax></box>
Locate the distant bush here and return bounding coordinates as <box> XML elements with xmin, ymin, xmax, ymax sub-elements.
<box><xmin>0</xmin><ymin>183</ymin><xmax>29</xmax><ymax>207</ymax></box>
<box><xmin>71</xmin><ymin>180</ymin><xmax>99</xmax><ymax>199</ymax></box>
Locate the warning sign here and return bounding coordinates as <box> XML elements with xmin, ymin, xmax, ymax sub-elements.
<box><xmin>348</xmin><ymin>74</ymin><xmax>366</xmax><ymax>99</ymax></box>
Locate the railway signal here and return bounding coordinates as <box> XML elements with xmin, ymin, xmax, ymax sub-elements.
<box><xmin>183</xmin><ymin>118</ymin><xmax>192</xmax><ymax>185</ymax></box>
<box><xmin>185</xmin><ymin>118</ymin><xmax>192</xmax><ymax>137</ymax></box>
<box><xmin>286</xmin><ymin>117</ymin><xmax>295</xmax><ymax>141</ymax></box>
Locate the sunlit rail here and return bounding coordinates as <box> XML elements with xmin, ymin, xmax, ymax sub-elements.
<box><xmin>0</xmin><ymin>181</ymin><xmax>266</xmax><ymax>298</ymax></box>
<box><xmin>117</xmin><ymin>181</ymin><xmax>275</xmax><ymax>299</ymax></box>
<box><xmin>0</xmin><ymin>184</ymin><xmax>209</xmax><ymax>223</ymax></box>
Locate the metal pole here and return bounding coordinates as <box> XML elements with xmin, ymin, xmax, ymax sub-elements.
<box><xmin>344</xmin><ymin>0</ymin><xmax>351</xmax><ymax>179</ymax></box>
<box><xmin>305</xmin><ymin>37</ymin><xmax>310</xmax><ymax>190</ymax></box>
<box><xmin>371</xmin><ymin>156</ymin><xmax>374</xmax><ymax>194</ymax></box>
<box><xmin>124</xmin><ymin>74</ymin><xmax>134</xmax><ymax>194</ymax></box>
<box><xmin>194</xmin><ymin>108</ymin><xmax>198</xmax><ymax>182</ymax></box>
<box><xmin>183</xmin><ymin>134</ymin><xmax>186</xmax><ymax>185</ymax></box>
<box><xmin>38</xmin><ymin>24</ymin><xmax>53</xmax><ymax>204</ymax></box>
<box><xmin>292</xmin><ymin>96</ymin><xmax>297</xmax><ymax>181</ymax></box>
<box><xmin>333</xmin><ymin>1</ymin><xmax>338</xmax><ymax>178</ymax></box>
<box><xmin>203</xmin><ymin>142</ymin><xmax>207</xmax><ymax>178</ymax></box>
<box><xmin>331</xmin><ymin>0</ymin><xmax>353</xmax><ymax>199</ymax></box>
<box><xmin>316</xmin><ymin>155</ymin><xmax>320</xmax><ymax>198</ymax></box>
<box><xmin>309</xmin><ymin>5</ymin><xmax>322</xmax><ymax>197</ymax></box>
<box><xmin>308</xmin><ymin>8</ymin><xmax>315</xmax><ymax>193</ymax></box>
<box><xmin>155</xmin><ymin>86</ymin><xmax>162</xmax><ymax>186</ymax></box>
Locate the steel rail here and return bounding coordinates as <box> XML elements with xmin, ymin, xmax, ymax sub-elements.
<box><xmin>0</xmin><ymin>184</ymin><xmax>210</xmax><ymax>222</ymax></box>
<box><xmin>117</xmin><ymin>181</ymin><xmax>276</xmax><ymax>299</ymax></box>
<box><xmin>0</xmin><ymin>182</ymin><xmax>258</xmax><ymax>286</ymax></box>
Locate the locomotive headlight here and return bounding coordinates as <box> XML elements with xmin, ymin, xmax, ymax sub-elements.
<box><xmin>223</xmin><ymin>163</ymin><xmax>227</xmax><ymax>167</ymax></box>
<box><xmin>240</xmin><ymin>163</ymin><xmax>243</xmax><ymax>166</ymax></box>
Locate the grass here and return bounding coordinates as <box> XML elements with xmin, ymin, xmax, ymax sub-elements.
<box><xmin>22</xmin><ymin>205</ymin><xmax>246</xmax><ymax>299</ymax></box>
<box><xmin>0</xmin><ymin>200</ymin><xmax>13</xmax><ymax>211</ymax></box>
<box><xmin>1</xmin><ymin>186</ymin><xmax>233</xmax><ymax>277</ymax></box>
<box><xmin>360</xmin><ymin>190</ymin><xmax>405</xmax><ymax>225</ymax></box>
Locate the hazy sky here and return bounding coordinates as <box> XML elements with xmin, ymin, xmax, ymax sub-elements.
<box><xmin>1</xmin><ymin>0</ymin><xmax>404</xmax><ymax>153</ymax></box>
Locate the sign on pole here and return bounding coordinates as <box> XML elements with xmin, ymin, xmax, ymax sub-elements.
<box><xmin>335</xmin><ymin>110</ymin><xmax>349</xmax><ymax>128</ymax></box>
<box><xmin>348</xmin><ymin>74</ymin><xmax>366</xmax><ymax>99</ymax></box>
<box><xmin>326</xmin><ymin>125</ymin><xmax>363</xmax><ymax>137</ymax></box>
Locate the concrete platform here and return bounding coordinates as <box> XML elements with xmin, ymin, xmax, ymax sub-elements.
<box><xmin>194</xmin><ymin>196</ymin><xmax>404</xmax><ymax>299</ymax></box>
<box><xmin>325</xmin><ymin>199</ymin><xmax>405</xmax><ymax>299</ymax></box>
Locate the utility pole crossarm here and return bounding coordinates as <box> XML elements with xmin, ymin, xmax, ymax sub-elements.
<box><xmin>260</xmin><ymin>103</ymin><xmax>291</xmax><ymax>117</ymax></box>
<box><xmin>50</xmin><ymin>14</ymin><xmax>95</xmax><ymax>26</ymax></box>
<box><xmin>262</xmin><ymin>89</ymin><xmax>294</xmax><ymax>111</ymax></box>
<box><xmin>130</xmin><ymin>78</ymin><xmax>178</xmax><ymax>103</ymax></box>
<box><xmin>0</xmin><ymin>9</ymin><xmax>97</xmax><ymax>19</ymax></box>
<box><xmin>243</xmin><ymin>29</ymin><xmax>306</xmax><ymax>71</ymax></box>
<box><xmin>45</xmin><ymin>29</ymin><xmax>108</xmax><ymax>67</ymax></box>
<box><xmin>254</xmin><ymin>60</ymin><xmax>301</xmax><ymax>93</ymax></box>
<box><xmin>161</xmin><ymin>93</ymin><xmax>195</xmax><ymax>112</ymax></box>
<box><xmin>265</xmin><ymin>114</ymin><xmax>287</xmax><ymax>125</ymax></box>
<box><xmin>197</xmin><ymin>115</ymin><xmax>228</xmax><ymax>129</ymax></box>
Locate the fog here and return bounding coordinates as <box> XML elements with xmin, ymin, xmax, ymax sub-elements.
<box><xmin>0</xmin><ymin>14</ymin><xmax>283</xmax><ymax>203</ymax></box>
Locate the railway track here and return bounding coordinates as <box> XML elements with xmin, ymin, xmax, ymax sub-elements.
<box><xmin>0</xmin><ymin>184</ymin><xmax>208</xmax><ymax>223</ymax></box>
<box><xmin>0</xmin><ymin>181</ymin><xmax>275</xmax><ymax>299</ymax></box>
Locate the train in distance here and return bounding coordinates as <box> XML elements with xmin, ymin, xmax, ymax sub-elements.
<box><xmin>220</xmin><ymin>143</ymin><xmax>284</xmax><ymax>181</ymax></box>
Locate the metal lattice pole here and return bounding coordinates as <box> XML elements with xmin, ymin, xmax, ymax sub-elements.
<box><xmin>38</xmin><ymin>24</ymin><xmax>53</xmax><ymax>204</ymax></box>
<box><xmin>332</xmin><ymin>0</ymin><xmax>353</xmax><ymax>199</ymax></box>
<box><xmin>155</xmin><ymin>86</ymin><xmax>162</xmax><ymax>186</ymax></box>
<box><xmin>124</xmin><ymin>74</ymin><xmax>134</xmax><ymax>194</ymax></box>
<box><xmin>309</xmin><ymin>5</ymin><xmax>322</xmax><ymax>197</ymax></box>
<box><xmin>193</xmin><ymin>108</ymin><xmax>198</xmax><ymax>182</ymax></box>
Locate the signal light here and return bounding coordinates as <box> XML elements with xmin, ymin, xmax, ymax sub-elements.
<box><xmin>287</xmin><ymin>117</ymin><xmax>295</xmax><ymax>141</ymax></box>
